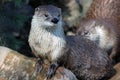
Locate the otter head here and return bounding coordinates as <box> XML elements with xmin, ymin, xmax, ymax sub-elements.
<box><xmin>77</xmin><ymin>20</ymin><xmax>106</xmax><ymax>44</ymax></box>
<box><xmin>32</xmin><ymin>5</ymin><xmax>62</xmax><ymax>29</ymax></box>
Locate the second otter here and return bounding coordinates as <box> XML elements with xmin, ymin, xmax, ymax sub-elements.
<box><xmin>77</xmin><ymin>0</ymin><xmax>120</xmax><ymax>60</ymax></box>
<box><xmin>77</xmin><ymin>19</ymin><xmax>117</xmax><ymax>57</ymax></box>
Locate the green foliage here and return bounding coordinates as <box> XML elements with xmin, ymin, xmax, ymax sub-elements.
<box><xmin>0</xmin><ymin>0</ymin><xmax>32</xmax><ymax>50</ymax></box>
<box><xmin>13</xmin><ymin>0</ymin><xmax>29</xmax><ymax>7</ymax></box>
<box><xmin>1</xmin><ymin>0</ymin><xmax>29</xmax><ymax>5</ymax></box>
<box><xmin>0</xmin><ymin>37</ymin><xmax>6</xmax><ymax>46</ymax></box>
<box><xmin>0</xmin><ymin>33</ymin><xmax>24</xmax><ymax>50</ymax></box>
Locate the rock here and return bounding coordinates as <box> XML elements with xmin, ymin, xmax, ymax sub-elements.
<box><xmin>0</xmin><ymin>46</ymin><xmax>77</xmax><ymax>80</ymax></box>
<box><xmin>109</xmin><ymin>63</ymin><xmax>120</xmax><ymax>80</ymax></box>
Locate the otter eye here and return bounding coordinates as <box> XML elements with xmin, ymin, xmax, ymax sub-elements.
<box><xmin>84</xmin><ymin>31</ymin><xmax>88</xmax><ymax>35</ymax></box>
<box><xmin>44</xmin><ymin>14</ymin><xmax>49</xmax><ymax>17</ymax></box>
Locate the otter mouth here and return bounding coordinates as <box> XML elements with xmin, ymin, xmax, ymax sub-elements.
<box><xmin>43</xmin><ymin>21</ymin><xmax>58</xmax><ymax>30</ymax></box>
<box><xmin>46</xmin><ymin>24</ymin><xmax>58</xmax><ymax>29</ymax></box>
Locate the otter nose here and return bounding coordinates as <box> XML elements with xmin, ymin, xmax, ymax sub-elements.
<box><xmin>51</xmin><ymin>18</ymin><xmax>59</xmax><ymax>24</ymax></box>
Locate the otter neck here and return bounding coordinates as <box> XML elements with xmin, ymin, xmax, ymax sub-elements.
<box><xmin>95</xmin><ymin>26</ymin><xmax>115</xmax><ymax>51</ymax></box>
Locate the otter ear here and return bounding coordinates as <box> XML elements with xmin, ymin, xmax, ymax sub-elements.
<box><xmin>35</xmin><ymin>7</ymin><xmax>40</xmax><ymax>11</ymax></box>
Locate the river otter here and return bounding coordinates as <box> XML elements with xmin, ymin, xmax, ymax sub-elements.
<box><xmin>28</xmin><ymin>5</ymin><xmax>114</xmax><ymax>80</ymax></box>
<box><xmin>66</xmin><ymin>36</ymin><xmax>114</xmax><ymax>80</ymax></box>
<box><xmin>77</xmin><ymin>19</ymin><xmax>117</xmax><ymax>57</ymax></box>
<box><xmin>28</xmin><ymin>5</ymin><xmax>66</xmax><ymax>79</ymax></box>
<box><xmin>77</xmin><ymin>0</ymin><xmax>120</xmax><ymax>61</ymax></box>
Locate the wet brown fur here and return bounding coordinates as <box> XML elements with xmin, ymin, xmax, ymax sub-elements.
<box><xmin>87</xmin><ymin>0</ymin><xmax>120</xmax><ymax>21</ymax></box>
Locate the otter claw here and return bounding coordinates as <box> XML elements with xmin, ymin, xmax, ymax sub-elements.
<box><xmin>35</xmin><ymin>58</ymin><xmax>43</xmax><ymax>73</ymax></box>
<box><xmin>46</xmin><ymin>63</ymin><xmax>58</xmax><ymax>79</ymax></box>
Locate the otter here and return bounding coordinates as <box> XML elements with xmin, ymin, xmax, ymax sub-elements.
<box><xmin>77</xmin><ymin>19</ymin><xmax>117</xmax><ymax>58</ymax></box>
<box><xmin>66</xmin><ymin>36</ymin><xmax>115</xmax><ymax>80</ymax></box>
<box><xmin>28</xmin><ymin>5</ymin><xmax>114</xmax><ymax>79</ymax></box>
<box><xmin>76</xmin><ymin>0</ymin><xmax>120</xmax><ymax>61</ymax></box>
<box><xmin>28</xmin><ymin>5</ymin><xmax>66</xmax><ymax>79</ymax></box>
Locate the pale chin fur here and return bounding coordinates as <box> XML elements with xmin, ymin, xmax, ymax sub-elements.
<box><xmin>29</xmin><ymin>15</ymin><xmax>66</xmax><ymax>61</ymax></box>
<box><xmin>32</xmin><ymin>16</ymin><xmax>56</xmax><ymax>28</ymax></box>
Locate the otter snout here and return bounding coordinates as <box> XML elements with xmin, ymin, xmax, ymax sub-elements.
<box><xmin>51</xmin><ymin>18</ymin><xmax>59</xmax><ymax>24</ymax></box>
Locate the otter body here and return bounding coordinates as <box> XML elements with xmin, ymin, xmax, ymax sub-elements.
<box><xmin>77</xmin><ymin>0</ymin><xmax>120</xmax><ymax>60</ymax></box>
<box><xmin>66</xmin><ymin>36</ymin><xmax>114</xmax><ymax>80</ymax></box>
<box><xmin>29</xmin><ymin>5</ymin><xmax>66</xmax><ymax>79</ymax></box>
<box><xmin>29</xmin><ymin>5</ymin><xmax>114</xmax><ymax>80</ymax></box>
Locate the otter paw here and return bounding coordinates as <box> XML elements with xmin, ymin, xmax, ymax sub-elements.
<box><xmin>35</xmin><ymin>58</ymin><xmax>43</xmax><ymax>73</ymax></box>
<box><xmin>46</xmin><ymin>63</ymin><xmax>58</xmax><ymax>79</ymax></box>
